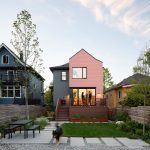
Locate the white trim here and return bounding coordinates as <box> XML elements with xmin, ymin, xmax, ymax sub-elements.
<box><xmin>122</xmin><ymin>84</ymin><xmax>135</xmax><ymax>88</ymax></box>
<box><xmin>1</xmin><ymin>85</ymin><xmax>21</xmax><ymax>98</ymax></box>
<box><xmin>7</xmin><ymin>70</ymin><xmax>14</xmax><ymax>80</ymax></box>
<box><xmin>61</xmin><ymin>71</ymin><xmax>67</xmax><ymax>80</ymax></box>
<box><xmin>1</xmin><ymin>55</ymin><xmax>9</xmax><ymax>64</ymax></box>
<box><xmin>0</xmin><ymin>43</ymin><xmax>25</xmax><ymax>66</ymax></box>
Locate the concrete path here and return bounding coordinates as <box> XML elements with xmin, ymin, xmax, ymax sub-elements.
<box><xmin>116</xmin><ymin>138</ymin><xmax>150</xmax><ymax>149</ymax></box>
<box><xmin>85</xmin><ymin>138</ymin><xmax>102</xmax><ymax>144</ymax></box>
<box><xmin>70</xmin><ymin>137</ymin><xmax>85</xmax><ymax>146</ymax></box>
<box><xmin>101</xmin><ymin>137</ymin><xmax>122</xmax><ymax>146</ymax></box>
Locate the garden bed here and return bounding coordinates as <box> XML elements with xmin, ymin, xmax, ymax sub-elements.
<box><xmin>70</xmin><ymin>118</ymin><xmax>108</xmax><ymax>122</ymax></box>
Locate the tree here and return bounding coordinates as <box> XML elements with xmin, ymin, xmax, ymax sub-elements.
<box><xmin>120</xmin><ymin>84</ymin><xmax>150</xmax><ymax>107</ymax></box>
<box><xmin>133</xmin><ymin>49</ymin><xmax>150</xmax><ymax>76</ymax></box>
<box><xmin>11</xmin><ymin>10</ymin><xmax>43</xmax><ymax>73</ymax></box>
<box><xmin>44</xmin><ymin>87</ymin><xmax>53</xmax><ymax>106</ymax></box>
<box><xmin>11</xmin><ymin>10</ymin><xmax>43</xmax><ymax>119</ymax></box>
<box><xmin>133</xmin><ymin>48</ymin><xmax>150</xmax><ymax>135</ymax></box>
<box><xmin>103</xmin><ymin>68</ymin><xmax>114</xmax><ymax>90</ymax></box>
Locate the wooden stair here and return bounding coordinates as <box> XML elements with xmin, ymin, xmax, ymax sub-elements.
<box><xmin>55</xmin><ymin>106</ymin><xmax>69</xmax><ymax>121</ymax></box>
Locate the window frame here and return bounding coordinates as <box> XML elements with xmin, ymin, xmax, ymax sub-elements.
<box><xmin>7</xmin><ymin>70</ymin><xmax>14</xmax><ymax>80</ymax></box>
<box><xmin>61</xmin><ymin>71</ymin><xmax>67</xmax><ymax>81</ymax></box>
<box><xmin>72</xmin><ymin>67</ymin><xmax>87</xmax><ymax>79</ymax></box>
<box><xmin>2</xmin><ymin>55</ymin><xmax>9</xmax><ymax>64</ymax></box>
<box><xmin>71</xmin><ymin>87</ymin><xmax>96</xmax><ymax>106</ymax></box>
<box><xmin>1</xmin><ymin>85</ymin><xmax>21</xmax><ymax>98</ymax></box>
<box><xmin>118</xmin><ymin>90</ymin><xmax>122</xmax><ymax>98</ymax></box>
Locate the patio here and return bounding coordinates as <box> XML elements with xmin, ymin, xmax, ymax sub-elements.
<box><xmin>0</xmin><ymin>121</ymin><xmax>150</xmax><ymax>150</ymax></box>
<box><xmin>0</xmin><ymin>121</ymin><xmax>66</xmax><ymax>144</ymax></box>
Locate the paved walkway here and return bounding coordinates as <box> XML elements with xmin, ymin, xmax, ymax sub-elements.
<box><xmin>0</xmin><ymin>122</ymin><xmax>150</xmax><ymax>150</ymax></box>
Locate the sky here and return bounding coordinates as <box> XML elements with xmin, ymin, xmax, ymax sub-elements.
<box><xmin>0</xmin><ymin>0</ymin><xmax>150</xmax><ymax>88</ymax></box>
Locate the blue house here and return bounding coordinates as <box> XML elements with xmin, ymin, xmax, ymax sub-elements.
<box><xmin>0</xmin><ymin>43</ymin><xmax>44</xmax><ymax>105</ymax></box>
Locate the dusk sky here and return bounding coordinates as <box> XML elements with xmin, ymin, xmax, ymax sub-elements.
<box><xmin>0</xmin><ymin>0</ymin><xmax>150</xmax><ymax>88</ymax></box>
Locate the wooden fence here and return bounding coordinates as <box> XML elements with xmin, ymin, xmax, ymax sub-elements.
<box><xmin>0</xmin><ymin>105</ymin><xmax>49</xmax><ymax>124</ymax></box>
<box><xmin>117</xmin><ymin>106</ymin><xmax>150</xmax><ymax>125</ymax></box>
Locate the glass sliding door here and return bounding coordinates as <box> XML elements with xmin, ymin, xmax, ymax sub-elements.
<box><xmin>73</xmin><ymin>89</ymin><xmax>78</xmax><ymax>105</ymax></box>
<box><xmin>72</xmin><ymin>88</ymin><xmax>96</xmax><ymax>106</ymax></box>
<box><xmin>87</xmin><ymin>89</ymin><xmax>96</xmax><ymax>105</ymax></box>
<box><xmin>79</xmin><ymin>89</ymin><xmax>86</xmax><ymax>105</ymax></box>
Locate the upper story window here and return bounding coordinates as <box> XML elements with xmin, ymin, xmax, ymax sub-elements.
<box><xmin>61</xmin><ymin>71</ymin><xmax>66</xmax><ymax>80</ymax></box>
<box><xmin>72</xmin><ymin>67</ymin><xmax>87</xmax><ymax>79</ymax></box>
<box><xmin>2</xmin><ymin>55</ymin><xmax>9</xmax><ymax>64</ymax></box>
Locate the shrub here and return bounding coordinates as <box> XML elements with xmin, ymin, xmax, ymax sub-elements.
<box><xmin>115</xmin><ymin>112</ymin><xmax>130</xmax><ymax>122</ymax></box>
<box><xmin>145</xmin><ymin>139</ymin><xmax>150</xmax><ymax>144</ymax></box>
<box><xmin>142</xmin><ymin>131</ymin><xmax>150</xmax><ymax>140</ymax></box>
<box><xmin>73</xmin><ymin>114</ymin><xmax>81</xmax><ymax>119</ymax></box>
<box><xmin>115</xmin><ymin>121</ymin><xmax>124</xmax><ymax>125</ymax></box>
<box><xmin>35</xmin><ymin>116</ymin><xmax>49</xmax><ymax>129</ymax></box>
<box><xmin>117</xmin><ymin>123</ymin><xmax>129</xmax><ymax>131</ymax></box>
<box><xmin>117</xmin><ymin>120</ymin><xmax>142</xmax><ymax>134</ymax></box>
<box><xmin>47</xmin><ymin>111</ymin><xmax>55</xmax><ymax>121</ymax></box>
<box><xmin>135</xmin><ymin>129</ymin><xmax>143</xmax><ymax>136</ymax></box>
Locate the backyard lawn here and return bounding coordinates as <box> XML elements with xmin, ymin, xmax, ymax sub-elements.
<box><xmin>62</xmin><ymin>123</ymin><xmax>132</xmax><ymax>137</ymax></box>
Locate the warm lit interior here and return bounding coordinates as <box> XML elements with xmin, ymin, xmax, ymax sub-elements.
<box><xmin>72</xmin><ymin>88</ymin><xmax>96</xmax><ymax>106</ymax></box>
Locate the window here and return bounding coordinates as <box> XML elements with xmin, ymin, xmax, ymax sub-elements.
<box><xmin>15</xmin><ymin>86</ymin><xmax>21</xmax><ymax>97</ymax></box>
<box><xmin>2</xmin><ymin>55</ymin><xmax>9</xmax><ymax>64</ymax></box>
<box><xmin>1</xmin><ymin>86</ymin><xmax>21</xmax><ymax>98</ymax></box>
<box><xmin>7</xmin><ymin>70</ymin><xmax>14</xmax><ymax>80</ymax></box>
<box><xmin>72</xmin><ymin>67</ymin><xmax>87</xmax><ymax>79</ymax></box>
<box><xmin>61</xmin><ymin>72</ymin><xmax>66</xmax><ymax>80</ymax></box>
<box><xmin>118</xmin><ymin>90</ymin><xmax>122</xmax><ymax>98</ymax></box>
<box><xmin>72</xmin><ymin>88</ymin><xmax>96</xmax><ymax>106</ymax></box>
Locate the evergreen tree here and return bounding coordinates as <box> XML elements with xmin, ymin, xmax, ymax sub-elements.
<box><xmin>103</xmin><ymin>68</ymin><xmax>114</xmax><ymax>90</ymax></box>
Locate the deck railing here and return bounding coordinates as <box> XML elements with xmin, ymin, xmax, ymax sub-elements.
<box><xmin>55</xmin><ymin>99</ymin><xmax>61</xmax><ymax>119</ymax></box>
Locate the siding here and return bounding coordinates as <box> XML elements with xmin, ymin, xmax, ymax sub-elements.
<box><xmin>69</xmin><ymin>50</ymin><xmax>103</xmax><ymax>98</ymax></box>
<box><xmin>0</xmin><ymin>45</ymin><xmax>44</xmax><ymax>105</ymax></box>
<box><xmin>53</xmin><ymin>70</ymin><xmax>70</xmax><ymax>106</ymax></box>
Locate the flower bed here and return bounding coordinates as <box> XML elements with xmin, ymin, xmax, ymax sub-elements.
<box><xmin>70</xmin><ymin>117</ymin><xmax>108</xmax><ymax>122</ymax></box>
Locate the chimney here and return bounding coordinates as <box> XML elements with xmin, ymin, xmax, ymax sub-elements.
<box><xmin>20</xmin><ymin>51</ymin><xmax>23</xmax><ymax>61</ymax></box>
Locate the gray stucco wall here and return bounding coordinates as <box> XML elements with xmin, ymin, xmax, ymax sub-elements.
<box><xmin>53</xmin><ymin>70</ymin><xmax>69</xmax><ymax>106</ymax></box>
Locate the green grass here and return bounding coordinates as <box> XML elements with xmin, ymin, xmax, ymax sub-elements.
<box><xmin>62</xmin><ymin>123</ymin><xmax>132</xmax><ymax>137</ymax></box>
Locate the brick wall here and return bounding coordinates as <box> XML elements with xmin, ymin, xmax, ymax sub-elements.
<box><xmin>117</xmin><ymin>106</ymin><xmax>150</xmax><ymax>125</ymax></box>
<box><xmin>0</xmin><ymin>105</ymin><xmax>48</xmax><ymax>124</ymax></box>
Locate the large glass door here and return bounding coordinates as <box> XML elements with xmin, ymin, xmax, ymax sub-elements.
<box><xmin>72</xmin><ymin>88</ymin><xmax>96</xmax><ymax>106</ymax></box>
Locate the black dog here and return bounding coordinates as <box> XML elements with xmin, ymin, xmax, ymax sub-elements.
<box><xmin>52</xmin><ymin>124</ymin><xmax>63</xmax><ymax>144</ymax></box>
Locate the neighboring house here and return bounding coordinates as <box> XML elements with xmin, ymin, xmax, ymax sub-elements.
<box><xmin>50</xmin><ymin>49</ymin><xmax>106</xmax><ymax>120</ymax></box>
<box><xmin>104</xmin><ymin>73</ymin><xmax>148</xmax><ymax>109</ymax></box>
<box><xmin>0</xmin><ymin>43</ymin><xmax>44</xmax><ymax>105</ymax></box>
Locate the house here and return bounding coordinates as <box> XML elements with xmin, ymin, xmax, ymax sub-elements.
<box><xmin>50</xmin><ymin>49</ymin><xmax>107</xmax><ymax>121</ymax></box>
<box><xmin>0</xmin><ymin>43</ymin><xmax>44</xmax><ymax>105</ymax></box>
<box><xmin>104</xmin><ymin>73</ymin><xmax>148</xmax><ymax>109</ymax></box>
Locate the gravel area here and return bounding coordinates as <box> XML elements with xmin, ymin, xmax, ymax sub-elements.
<box><xmin>0</xmin><ymin>143</ymin><xmax>150</xmax><ymax>150</ymax></box>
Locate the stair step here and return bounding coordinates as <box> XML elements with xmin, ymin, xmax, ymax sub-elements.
<box><xmin>56</xmin><ymin>107</ymin><xmax>69</xmax><ymax>121</ymax></box>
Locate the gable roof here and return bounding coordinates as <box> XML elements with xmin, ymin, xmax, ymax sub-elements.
<box><xmin>105</xmin><ymin>73</ymin><xmax>150</xmax><ymax>92</ymax></box>
<box><xmin>0</xmin><ymin>43</ymin><xmax>44</xmax><ymax>81</ymax></box>
<box><xmin>69</xmin><ymin>48</ymin><xmax>103</xmax><ymax>63</ymax></box>
<box><xmin>0</xmin><ymin>43</ymin><xmax>25</xmax><ymax>66</ymax></box>
<box><xmin>50</xmin><ymin>63</ymin><xmax>69</xmax><ymax>72</ymax></box>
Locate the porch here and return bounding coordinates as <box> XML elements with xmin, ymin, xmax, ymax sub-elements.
<box><xmin>55</xmin><ymin>98</ymin><xmax>108</xmax><ymax>122</ymax></box>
